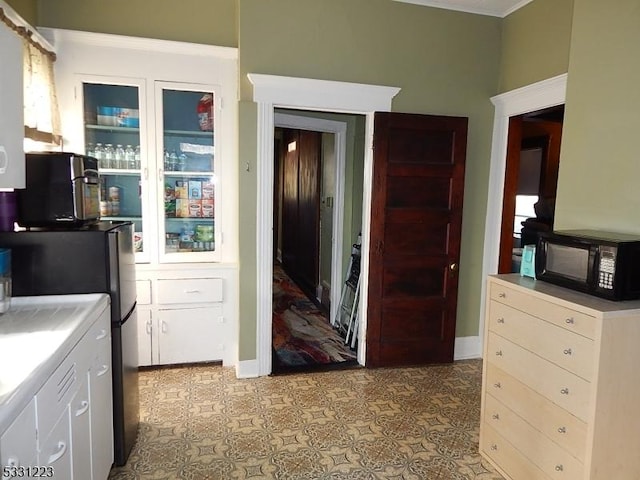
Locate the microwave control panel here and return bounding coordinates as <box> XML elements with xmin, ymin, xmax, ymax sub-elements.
<box><xmin>597</xmin><ymin>246</ymin><xmax>617</xmax><ymax>290</ymax></box>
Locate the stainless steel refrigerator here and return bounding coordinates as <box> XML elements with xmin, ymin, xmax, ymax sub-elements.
<box><xmin>0</xmin><ymin>221</ymin><xmax>139</xmax><ymax>466</ymax></box>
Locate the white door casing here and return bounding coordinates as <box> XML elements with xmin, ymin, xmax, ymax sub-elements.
<box><xmin>248</xmin><ymin>73</ymin><xmax>400</xmax><ymax>376</ymax></box>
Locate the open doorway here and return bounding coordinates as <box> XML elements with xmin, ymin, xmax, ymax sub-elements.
<box><xmin>498</xmin><ymin>105</ymin><xmax>565</xmax><ymax>274</ymax></box>
<box><xmin>271</xmin><ymin>110</ymin><xmax>365</xmax><ymax>373</ymax></box>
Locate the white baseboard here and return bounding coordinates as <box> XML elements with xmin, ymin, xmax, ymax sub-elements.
<box><xmin>235</xmin><ymin>359</ymin><xmax>260</xmax><ymax>378</ymax></box>
<box><xmin>454</xmin><ymin>335</ymin><xmax>482</xmax><ymax>360</ymax></box>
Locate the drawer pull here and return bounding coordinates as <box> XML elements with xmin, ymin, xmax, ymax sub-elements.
<box><xmin>563</xmin><ymin>348</ymin><xmax>572</xmax><ymax>355</ymax></box>
<box><xmin>498</xmin><ymin>292</ymin><xmax>506</xmax><ymax>298</ymax></box>
<box><xmin>497</xmin><ymin>317</ymin><xmax>505</xmax><ymax>324</ymax></box>
<box><xmin>146</xmin><ymin>319</ymin><xmax>153</xmax><ymax>334</ymax></box>
<box><xmin>560</xmin><ymin>387</ymin><xmax>570</xmax><ymax>395</ymax></box>
<box><xmin>75</xmin><ymin>400</ymin><xmax>90</xmax><ymax>417</ymax></box>
<box><xmin>565</xmin><ymin>317</ymin><xmax>575</xmax><ymax>325</ymax></box>
<box><xmin>96</xmin><ymin>328</ymin><xmax>108</xmax><ymax>340</ymax></box>
<box><xmin>185</xmin><ymin>289</ymin><xmax>202</xmax><ymax>294</ymax></box>
<box><xmin>558</xmin><ymin>426</ymin><xmax>567</xmax><ymax>434</ymax></box>
<box><xmin>555</xmin><ymin>465</ymin><xmax>564</xmax><ymax>472</ymax></box>
<box><xmin>47</xmin><ymin>441</ymin><xmax>67</xmax><ymax>465</ymax></box>
<box><xmin>490</xmin><ymin>444</ymin><xmax>498</xmax><ymax>451</ymax></box>
<box><xmin>97</xmin><ymin>365</ymin><xmax>110</xmax><ymax>377</ymax></box>
<box><xmin>495</xmin><ymin>350</ymin><xmax>503</xmax><ymax>356</ymax></box>
<box><xmin>6</xmin><ymin>457</ymin><xmax>18</xmax><ymax>467</ymax></box>
<box><xmin>492</xmin><ymin>413</ymin><xmax>500</xmax><ymax>420</ymax></box>
<box><xmin>493</xmin><ymin>382</ymin><xmax>502</xmax><ymax>389</ymax></box>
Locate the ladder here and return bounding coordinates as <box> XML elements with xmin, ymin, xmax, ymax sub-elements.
<box><xmin>335</xmin><ymin>234</ymin><xmax>361</xmax><ymax>348</ymax></box>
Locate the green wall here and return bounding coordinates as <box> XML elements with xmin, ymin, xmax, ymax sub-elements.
<box><xmin>499</xmin><ymin>0</ymin><xmax>573</xmax><ymax>93</ymax></box>
<box><xmin>5</xmin><ymin>0</ymin><xmax>38</xmax><ymax>25</ymax></box>
<box><xmin>237</xmin><ymin>0</ymin><xmax>501</xmax><ymax>359</ymax></box>
<box><xmin>554</xmin><ymin>0</ymin><xmax>640</xmax><ymax>233</ymax></box>
<box><xmin>35</xmin><ymin>0</ymin><xmax>237</xmax><ymax>47</ymax></box>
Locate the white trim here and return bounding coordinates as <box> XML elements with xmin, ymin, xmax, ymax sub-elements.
<box><xmin>454</xmin><ymin>336</ymin><xmax>482</xmax><ymax>360</ymax></box>
<box><xmin>392</xmin><ymin>0</ymin><xmax>533</xmax><ymax>18</ymax></box>
<box><xmin>249</xmin><ymin>73</ymin><xmax>400</xmax><ymax>376</ymax></box>
<box><xmin>235</xmin><ymin>359</ymin><xmax>260</xmax><ymax>379</ymax></box>
<box><xmin>274</xmin><ymin>113</ymin><xmax>348</xmax><ymax>326</ymax></box>
<box><xmin>479</xmin><ymin>73</ymin><xmax>567</xmax><ymax>352</ymax></box>
<box><xmin>38</xmin><ymin>27</ymin><xmax>237</xmax><ymax>59</ymax></box>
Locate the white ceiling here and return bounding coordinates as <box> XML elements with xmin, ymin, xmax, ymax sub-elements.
<box><xmin>393</xmin><ymin>0</ymin><xmax>534</xmax><ymax>17</ymax></box>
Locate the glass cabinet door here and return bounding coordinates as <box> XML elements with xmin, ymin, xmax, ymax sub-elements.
<box><xmin>157</xmin><ymin>82</ymin><xmax>217</xmax><ymax>262</ymax></box>
<box><xmin>82</xmin><ymin>81</ymin><xmax>148</xmax><ymax>260</ymax></box>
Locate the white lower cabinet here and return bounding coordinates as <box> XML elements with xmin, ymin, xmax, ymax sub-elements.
<box><xmin>480</xmin><ymin>274</ymin><xmax>640</xmax><ymax>480</ymax></box>
<box><xmin>0</xmin><ymin>399</ymin><xmax>37</xmax><ymax>480</ymax></box>
<box><xmin>135</xmin><ymin>265</ymin><xmax>237</xmax><ymax>367</ymax></box>
<box><xmin>24</xmin><ymin>306</ymin><xmax>113</xmax><ymax>480</ymax></box>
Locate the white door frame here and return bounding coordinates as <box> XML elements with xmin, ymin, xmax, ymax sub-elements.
<box><xmin>274</xmin><ymin>112</ymin><xmax>348</xmax><ymax>326</ymax></box>
<box><xmin>249</xmin><ymin>73</ymin><xmax>400</xmax><ymax>376</ymax></box>
<box><xmin>479</xmin><ymin>73</ymin><xmax>567</xmax><ymax>345</ymax></box>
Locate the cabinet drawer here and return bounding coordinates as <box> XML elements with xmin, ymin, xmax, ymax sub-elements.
<box><xmin>490</xmin><ymin>283</ymin><xmax>597</xmax><ymax>339</ymax></box>
<box><xmin>481</xmin><ymin>423</ymin><xmax>553</xmax><ymax>480</ymax></box>
<box><xmin>157</xmin><ymin>278</ymin><xmax>223</xmax><ymax>304</ymax></box>
<box><xmin>136</xmin><ymin>279</ymin><xmax>152</xmax><ymax>305</ymax></box>
<box><xmin>487</xmin><ymin>332</ymin><xmax>591</xmax><ymax>421</ymax></box>
<box><xmin>483</xmin><ymin>395</ymin><xmax>584</xmax><ymax>479</ymax></box>
<box><xmin>36</xmin><ymin>353</ymin><xmax>80</xmax><ymax>437</ymax></box>
<box><xmin>484</xmin><ymin>363</ymin><xmax>587</xmax><ymax>462</ymax></box>
<box><xmin>0</xmin><ymin>398</ymin><xmax>37</xmax><ymax>473</ymax></box>
<box><xmin>489</xmin><ymin>300</ymin><xmax>595</xmax><ymax>380</ymax></box>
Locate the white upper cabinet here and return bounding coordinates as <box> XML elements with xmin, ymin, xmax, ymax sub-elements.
<box><xmin>0</xmin><ymin>20</ymin><xmax>25</xmax><ymax>188</ymax></box>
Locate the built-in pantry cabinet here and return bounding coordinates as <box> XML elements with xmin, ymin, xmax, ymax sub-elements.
<box><xmin>43</xmin><ymin>28</ymin><xmax>239</xmax><ymax>367</ymax></box>
<box><xmin>480</xmin><ymin>274</ymin><xmax>640</xmax><ymax>480</ymax></box>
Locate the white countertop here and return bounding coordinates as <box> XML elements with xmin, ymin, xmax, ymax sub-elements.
<box><xmin>0</xmin><ymin>293</ymin><xmax>110</xmax><ymax>433</ymax></box>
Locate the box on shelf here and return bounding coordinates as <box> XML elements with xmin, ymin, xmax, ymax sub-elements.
<box><xmin>175</xmin><ymin>181</ymin><xmax>188</xmax><ymax>199</ymax></box>
<box><xmin>188</xmin><ymin>200</ymin><xmax>202</xmax><ymax>218</ymax></box>
<box><xmin>202</xmin><ymin>199</ymin><xmax>214</xmax><ymax>218</ymax></box>
<box><xmin>176</xmin><ymin>199</ymin><xmax>189</xmax><ymax>218</ymax></box>
<box><xmin>96</xmin><ymin>106</ymin><xmax>140</xmax><ymax>128</ymax></box>
<box><xmin>188</xmin><ymin>181</ymin><xmax>202</xmax><ymax>199</ymax></box>
<box><xmin>201</xmin><ymin>181</ymin><xmax>214</xmax><ymax>199</ymax></box>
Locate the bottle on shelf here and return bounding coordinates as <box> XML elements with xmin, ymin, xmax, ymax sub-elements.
<box><xmin>94</xmin><ymin>143</ymin><xmax>105</xmax><ymax>168</ymax></box>
<box><xmin>115</xmin><ymin>144</ymin><xmax>126</xmax><ymax>169</ymax></box>
<box><xmin>134</xmin><ymin>145</ymin><xmax>141</xmax><ymax>169</ymax></box>
<box><xmin>125</xmin><ymin>145</ymin><xmax>136</xmax><ymax>169</ymax></box>
<box><xmin>104</xmin><ymin>144</ymin><xmax>115</xmax><ymax>169</ymax></box>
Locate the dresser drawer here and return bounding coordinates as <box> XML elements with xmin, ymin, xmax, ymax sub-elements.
<box><xmin>483</xmin><ymin>395</ymin><xmax>584</xmax><ymax>479</ymax></box>
<box><xmin>490</xmin><ymin>283</ymin><xmax>597</xmax><ymax>339</ymax></box>
<box><xmin>489</xmin><ymin>300</ymin><xmax>595</xmax><ymax>380</ymax></box>
<box><xmin>481</xmin><ymin>423</ymin><xmax>553</xmax><ymax>480</ymax></box>
<box><xmin>487</xmin><ymin>332</ymin><xmax>591</xmax><ymax>421</ymax></box>
<box><xmin>157</xmin><ymin>278</ymin><xmax>223</xmax><ymax>304</ymax></box>
<box><xmin>484</xmin><ymin>363</ymin><xmax>587</xmax><ymax>462</ymax></box>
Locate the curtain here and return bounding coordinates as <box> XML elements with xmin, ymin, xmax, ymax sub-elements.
<box><xmin>0</xmin><ymin>7</ymin><xmax>61</xmax><ymax>146</ymax></box>
<box><xmin>23</xmin><ymin>39</ymin><xmax>61</xmax><ymax>145</ymax></box>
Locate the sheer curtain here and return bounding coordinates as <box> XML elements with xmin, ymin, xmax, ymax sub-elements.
<box><xmin>23</xmin><ymin>37</ymin><xmax>61</xmax><ymax>145</ymax></box>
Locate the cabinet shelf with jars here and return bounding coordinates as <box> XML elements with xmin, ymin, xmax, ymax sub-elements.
<box><xmin>48</xmin><ymin>28</ymin><xmax>238</xmax><ymax>368</ymax></box>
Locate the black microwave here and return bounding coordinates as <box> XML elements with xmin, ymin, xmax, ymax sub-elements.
<box><xmin>535</xmin><ymin>229</ymin><xmax>640</xmax><ymax>301</ymax></box>
<box><xmin>17</xmin><ymin>152</ymin><xmax>101</xmax><ymax>228</ymax></box>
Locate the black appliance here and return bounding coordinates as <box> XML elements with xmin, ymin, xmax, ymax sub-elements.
<box><xmin>536</xmin><ymin>229</ymin><xmax>640</xmax><ymax>300</ymax></box>
<box><xmin>0</xmin><ymin>221</ymin><xmax>139</xmax><ymax>466</ymax></box>
<box><xmin>17</xmin><ymin>152</ymin><xmax>101</xmax><ymax>228</ymax></box>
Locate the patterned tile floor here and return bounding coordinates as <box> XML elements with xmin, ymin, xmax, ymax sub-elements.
<box><xmin>108</xmin><ymin>360</ymin><xmax>504</xmax><ymax>479</ymax></box>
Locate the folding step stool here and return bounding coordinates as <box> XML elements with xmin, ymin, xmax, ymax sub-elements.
<box><xmin>335</xmin><ymin>234</ymin><xmax>361</xmax><ymax>348</ymax></box>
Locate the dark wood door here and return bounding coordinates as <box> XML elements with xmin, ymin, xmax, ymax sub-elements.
<box><xmin>280</xmin><ymin>128</ymin><xmax>321</xmax><ymax>298</ymax></box>
<box><xmin>366</xmin><ymin>112</ymin><xmax>468</xmax><ymax>367</ymax></box>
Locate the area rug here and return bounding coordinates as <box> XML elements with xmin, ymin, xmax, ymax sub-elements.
<box><xmin>272</xmin><ymin>264</ymin><xmax>357</xmax><ymax>371</ymax></box>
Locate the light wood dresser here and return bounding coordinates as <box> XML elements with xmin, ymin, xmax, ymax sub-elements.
<box><xmin>480</xmin><ymin>273</ymin><xmax>640</xmax><ymax>480</ymax></box>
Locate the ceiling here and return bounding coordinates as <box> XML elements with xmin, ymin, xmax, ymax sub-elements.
<box><xmin>393</xmin><ymin>0</ymin><xmax>534</xmax><ymax>17</ymax></box>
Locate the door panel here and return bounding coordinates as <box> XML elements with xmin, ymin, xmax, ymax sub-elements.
<box><xmin>367</xmin><ymin>112</ymin><xmax>468</xmax><ymax>367</ymax></box>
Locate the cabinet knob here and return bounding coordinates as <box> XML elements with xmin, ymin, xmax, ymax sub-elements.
<box><xmin>555</xmin><ymin>465</ymin><xmax>564</xmax><ymax>472</ymax></box>
<box><xmin>565</xmin><ymin>317</ymin><xmax>575</xmax><ymax>324</ymax></box>
<box><xmin>495</xmin><ymin>350</ymin><xmax>503</xmax><ymax>356</ymax></box>
<box><xmin>492</xmin><ymin>413</ymin><xmax>500</xmax><ymax>420</ymax></box>
<box><xmin>490</xmin><ymin>444</ymin><xmax>498</xmax><ymax>451</ymax></box>
<box><xmin>497</xmin><ymin>317</ymin><xmax>505</xmax><ymax>324</ymax></box>
<box><xmin>493</xmin><ymin>382</ymin><xmax>502</xmax><ymax>389</ymax></box>
<box><xmin>560</xmin><ymin>387</ymin><xmax>570</xmax><ymax>395</ymax></box>
<box><xmin>558</xmin><ymin>426</ymin><xmax>567</xmax><ymax>434</ymax></box>
<box><xmin>498</xmin><ymin>292</ymin><xmax>506</xmax><ymax>298</ymax></box>
<box><xmin>563</xmin><ymin>348</ymin><xmax>572</xmax><ymax>355</ymax></box>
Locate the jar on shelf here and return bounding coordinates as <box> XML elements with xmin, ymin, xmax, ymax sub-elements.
<box><xmin>104</xmin><ymin>144</ymin><xmax>115</xmax><ymax>169</ymax></box>
<box><xmin>115</xmin><ymin>144</ymin><xmax>126</xmax><ymax>169</ymax></box>
<box><xmin>94</xmin><ymin>143</ymin><xmax>106</xmax><ymax>168</ymax></box>
<box><xmin>125</xmin><ymin>145</ymin><xmax>136</xmax><ymax>169</ymax></box>
<box><xmin>134</xmin><ymin>145</ymin><xmax>141</xmax><ymax>169</ymax></box>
